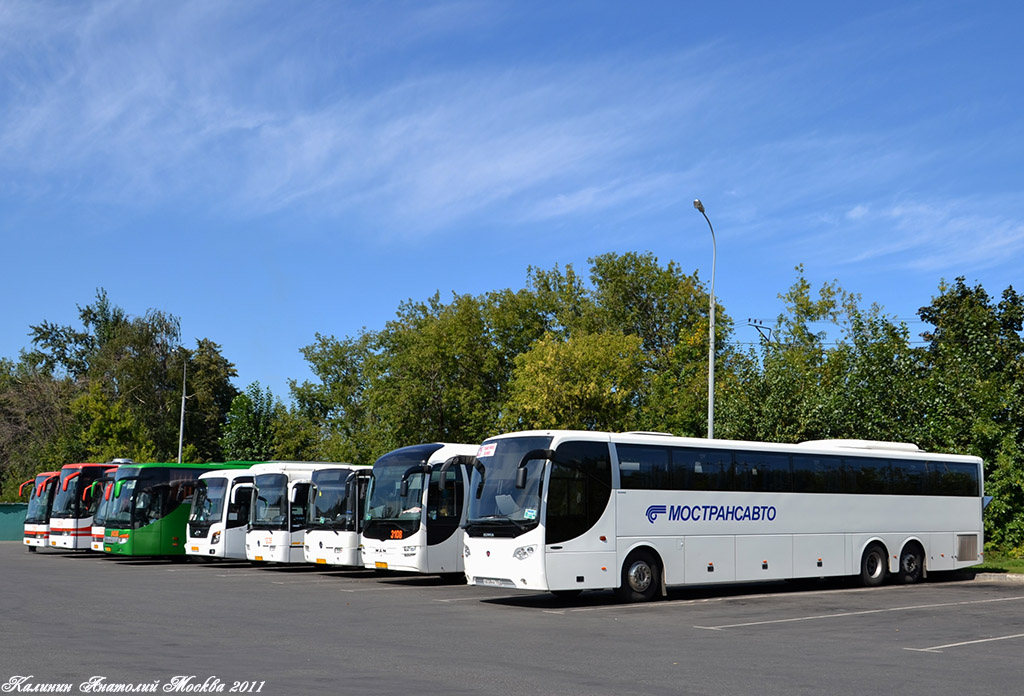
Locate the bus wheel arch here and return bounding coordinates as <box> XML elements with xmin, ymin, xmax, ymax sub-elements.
<box><xmin>616</xmin><ymin>547</ymin><xmax>662</xmax><ymax>603</ymax></box>
<box><xmin>897</xmin><ymin>540</ymin><xmax>926</xmax><ymax>584</ymax></box>
<box><xmin>859</xmin><ymin>541</ymin><xmax>888</xmax><ymax>587</ymax></box>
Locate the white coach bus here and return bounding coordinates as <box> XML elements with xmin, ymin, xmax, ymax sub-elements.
<box><xmin>187</xmin><ymin>468</ymin><xmax>257</xmax><ymax>560</ymax></box>
<box><xmin>246</xmin><ymin>462</ymin><xmax>357</xmax><ymax>564</ymax></box>
<box><xmin>361</xmin><ymin>443</ymin><xmax>479</xmax><ymax>576</ymax></box>
<box><xmin>463</xmin><ymin>431</ymin><xmax>985</xmax><ymax>602</ymax></box>
<box><xmin>304</xmin><ymin>465</ymin><xmax>371</xmax><ymax>568</ymax></box>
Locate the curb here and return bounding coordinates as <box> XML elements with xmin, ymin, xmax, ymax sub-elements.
<box><xmin>971</xmin><ymin>572</ymin><xmax>1024</xmax><ymax>583</ymax></box>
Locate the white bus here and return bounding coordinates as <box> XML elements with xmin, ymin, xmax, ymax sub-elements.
<box><xmin>361</xmin><ymin>443</ymin><xmax>478</xmax><ymax>576</ymax></box>
<box><xmin>20</xmin><ymin>471</ymin><xmax>60</xmax><ymax>552</ymax></box>
<box><xmin>49</xmin><ymin>463</ymin><xmax>119</xmax><ymax>550</ymax></box>
<box><xmin>187</xmin><ymin>468</ymin><xmax>257</xmax><ymax>560</ymax></box>
<box><xmin>245</xmin><ymin>462</ymin><xmax>357</xmax><ymax>564</ymax></box>
<box><xmin>304</xmin><ymin>465</ymin><xmax>371</xmax><ymax>568</ymax></box>
<box><xmin>463</xmin><ymin>431</ymin><xmax>985</xmax><ymax>602</ymax></box>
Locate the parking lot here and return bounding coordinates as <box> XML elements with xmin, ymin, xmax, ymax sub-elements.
<box><xmin>3</xmin><ymin>542</ymin><xmax>1023</xmax><ymax>695</ymax></box>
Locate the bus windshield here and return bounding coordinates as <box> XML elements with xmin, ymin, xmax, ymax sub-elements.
<box><xmin>25</xmin><ymin>476</ymin><xmax>56</xmax><ymax>524</ymax></box>
<box><xmin>364</xmin><ymin>458</ymin><xmax>427</xmax><ymax>531</ymax></box>
<box><xmin>106</xmin><ymin>467</ymin><xmax>197</xmax><ymax>530</ymax></box>
<box><xmin>252</xmin><ymin>473</ymin><xmax>288</xmax><ymax>530</ymax></box>
<box><xmin>465</xmin><ymin>435</ymin><xmax>550</xmax><ymax>536</ymax></box>
<box><xmin>50</xmin><ymin>470</ymin><xmax>82</xmax><ymax>519</ymax></box>
<box><xmin>190</xmin><ymin>478</ymin><xmax>227</xmax><ymax>529</ymax></box>
<box><xmin>311</xmin><ymin>470</ymin><xmax>357</xmax><ymax>532</ymax></box>
<box><xmin>93</xmin><ymin>482</ymin><xmax>115</xmax><ymax>527</ymax></box>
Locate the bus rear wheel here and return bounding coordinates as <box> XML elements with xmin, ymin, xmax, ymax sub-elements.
<box><xmin>897</xmin><ymin>544</ymin><xmax>924</xmax><ymax>584</ymax></box>
<box><xmin>616</xmin><ymin>550</ymin><xmax>660</xmax><ymax>603</ymax></box>
<box><xmin>860</xmin><ymin>543</ymin><xmax>888</xmax><ymax>587</ymax></box>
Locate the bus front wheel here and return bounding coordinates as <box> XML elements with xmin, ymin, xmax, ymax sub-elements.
<box><xmin>616</xmin><ymin>550</ymin><xmax>660</xmax><ymax>603</ymax></box>
<box><xmin>860</xmin><ymin>543</ymin><xmax>888</xmax><ymax>587</ymax></box>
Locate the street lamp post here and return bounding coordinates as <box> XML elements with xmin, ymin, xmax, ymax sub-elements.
<box><xmin>177</xmin><ymin>357</ymin><xmax>187</xmax><ymax>464</ymax></box>
<box><xmin>693</xmin><ymin>199</ymin><xmax>716</xmax><ymax>439</ymax></box>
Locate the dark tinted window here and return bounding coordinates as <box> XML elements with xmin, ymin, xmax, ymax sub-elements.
<box><xmin>734</xmin><ymin>452</ymin><xmax>791</xmax><ymax>492</ymax></box>
<box><xmin>617</xmin><ymin>445</ymin><xmax>671</xmax><ymax>490</ymax></box>
<box><xmin>546</xmin><ymin>441</ymin><xmax>612</xmax><ymax>545</ymax></box>
<box><xmin>607</xmin><ymin>440</ymin><xmax>979</xmax><ymax>498</ymax></box>
<box><xmin>890</xmin><ymin>459</ymin><xmax>927</xmax><ymax>495</ymax></box>
<box><xmin>928</xmin><ymin>461</ymin><xmax>980</xmax><ymax>497</ymax></box>
<box><xmin>846</xmin><ymin>457</ymin><xmax>891</xmax><ymax>495</ymax></box>
<box><xmin>674</xmin><ymin>448</ymin><xmax>733</xmax><ymax>491</ymax></box>
<box><xmin>791</xmin><ymin>455</ymin><xmax>843</xmax><ymax>493</ymax></box>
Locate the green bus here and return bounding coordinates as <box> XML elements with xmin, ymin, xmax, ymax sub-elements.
<box><xmin>104</xmin><ymin>462</ymin><xmax>259</xmax><ymax>557</ymax></box>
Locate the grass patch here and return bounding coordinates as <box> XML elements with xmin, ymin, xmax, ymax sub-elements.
<box><xmin>972</xmin><ymin>551</ymin><xmax>1024</xmax><ymax>574</ymax></box>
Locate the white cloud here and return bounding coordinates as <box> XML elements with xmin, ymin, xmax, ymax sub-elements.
<box><xmin>846</xmin><ymin>204</ymin><xmax>869</xmax><ymax>220</ymax></box>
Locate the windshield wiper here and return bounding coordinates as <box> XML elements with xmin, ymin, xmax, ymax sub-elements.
<box><xmin>470</xmin><ymin>514</ymin><xmax>530</xmax><ymax>532</ymax></box>
<box><xmin>307</xmin><ymin>520</ymin><xmax>340</xmax><ymax>535</ymax></box>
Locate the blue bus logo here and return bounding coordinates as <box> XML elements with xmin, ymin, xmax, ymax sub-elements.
<box><xmin>645</xmin><ymin>505</ymin><xmax>667</xmax><ymax>523</ymax></box>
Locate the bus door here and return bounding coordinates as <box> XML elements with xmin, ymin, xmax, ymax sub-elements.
<box><xmin>289</xmin><ymin>482</ymin><xmax>312</xmax><ymax>561</ymax></box>
<box><xmin>542</xmin><ymin>441</ymin><xmax>616</xmax><ymax>590</ymax></box>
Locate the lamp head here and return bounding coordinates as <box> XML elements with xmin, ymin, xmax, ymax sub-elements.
<box><xmin>693</xmin><ymin>199</ymin><xmax>705</xmax><ymax>213</ymax></box>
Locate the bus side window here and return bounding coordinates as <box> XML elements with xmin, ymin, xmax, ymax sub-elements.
<box><xmin>616</xmin><ymin>445</ymin><xmax>670</xmax><ymax>490</ymax></box>
<box><xmin>792</xmin><ymin>455</ymin><xmax>842</xmax><ymax>493</ymax></box>
<box><xmin>734</xmin><ymin>452</ymin><xmax>791</xmax><ymax>492</ymax></box>
<box><xmin>672</xmin><ymin>448</ymin><xmax>733</xmax><ymax>491</ymax></box>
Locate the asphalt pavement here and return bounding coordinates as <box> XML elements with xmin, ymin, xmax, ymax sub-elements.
<box><xmin>3</xmin><ymin>542</ymin><xmax>1023</xmax><ymax>696</ymax></box>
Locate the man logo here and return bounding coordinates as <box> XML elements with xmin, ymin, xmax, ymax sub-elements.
<box><xmin>646</xmin><ymin>505</ymin><xmax>667</xmax><ymax>524</ymax></box>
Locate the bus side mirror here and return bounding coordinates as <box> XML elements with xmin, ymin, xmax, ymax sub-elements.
<box><xmin>399</xmin><ymin>480</ymin><xmax>409</xmax><ymax>498</ymax></box>
<box><xmin>515</xmin><ymin>449</ymin><xmax>553</xmax><ymax>489</ymax></box>
<box><xmin>515</xmin><ymin>467</ymin><xmax>528</xmax><ymax>490</ymax></box>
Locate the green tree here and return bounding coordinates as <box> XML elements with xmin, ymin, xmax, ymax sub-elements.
<box><xmin>367</xmin><ymin>292</ymin><xmax>502</xmax><ymax>451</ymax></box>
<box><xmin>500</xmin><ymin>332</ymin><xmax>648</xmax><ymax>431</ymax></box>
<box><xmin>26</xmin><ymin>289</ymin><xmax>238</xmax><ymax>462</ymax></box>
<box><xmin>219</xmin><ymin>382</ymin><xmax>280</xmax><ymax>461</ymax></box>
<box><xmin>0</xmin><ymin>356</ymin><xmax>83</xmax><ymax>500</ymax></box>
<box><xmin>71</xmin><ymin>381</ymin><xmax>156</xmax><ymax>462</ymax></box>
<box><xmin>915</xmin><ymin>278</ymin><xmax>1024</xmax><ymax>550</ymax></box>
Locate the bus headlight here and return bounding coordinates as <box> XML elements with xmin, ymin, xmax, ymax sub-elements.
<box><xmin>211</xmin><ymin>532</ymin><xmax>221</xmax><ymax>545</ymax></box>
<box><xmin>463</xmin><ymin>544</ymin><xmax>470</xmax><ymax>558</ymax></box>
<box><xmin>513</xmin><ymin>545</ymin><xmax>536</xmax><ymax>560</ymax></box>
<box><xmin>403</xmin><ymin>546</ymin><xmax>417</xmax><ymax>557</ymax></box>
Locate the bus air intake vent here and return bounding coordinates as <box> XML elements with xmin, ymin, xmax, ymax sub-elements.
<box><xmin>956</xmin><ymin>535</ymin><xmax>978</xmax><ymax>562</ymax></box>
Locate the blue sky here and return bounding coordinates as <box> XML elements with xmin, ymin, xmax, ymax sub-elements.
<box><xmin>2</xmin><ymin>1</ymin><xmax>1022</xmax><ymax>401</ymax></box>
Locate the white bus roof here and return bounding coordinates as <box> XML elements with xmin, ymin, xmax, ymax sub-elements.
<box><xmin>198</xmin><ymin>468</ymin><xmax>259</xmax><ymax>481</ymax></box>
<box><xmin>481</xmin><ymin>430</ymin><xmax>980</xmax><ymax>463</ymax></box>
<box><xmin>248</xmin><ymin>461</ymin><xmax>360</xmax><ymax>476</ymax></box>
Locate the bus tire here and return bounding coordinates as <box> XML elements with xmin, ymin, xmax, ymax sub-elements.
<box><xmin>860</xmin><ymin>542</ymin><xmax>888</xmax><ymax>587</ymax></box>
<box><xmin>27</xmin><ymin>546</ymin><xmax>37</xmax><ymax>553</ymax></box>
<box><xmin>897</xmin><ymin>543</ymin><xmax>924</xmax><ymax>584</ymax></box>
<box><xmin>617</xmin><ymin>550</ymin><xmax>660</xmax><ymax>603</ymax></box>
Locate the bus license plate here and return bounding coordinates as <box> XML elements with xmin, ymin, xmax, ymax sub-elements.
<box><xmin>316</xmin><ymin>558</ymin><xmax>327</xmax><ymax>564</ymax></box>
<box><xmin>191</xmin><ymin>546</ymin><xmax>199</xmax><ymax>552</ymax></box>
<box><xmin>254</xmin><ymin>555</ymin><xmax>264</xmax><ymax>561</ymax></box>
<box><xmin>375</xmin><ymin>561</ymin><xmax>388</xmax><ymax>570</ymax></box>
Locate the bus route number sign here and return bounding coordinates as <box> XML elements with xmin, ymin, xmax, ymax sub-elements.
<box><xmin>390</xmin><ymin>529</ymin><xmax>403</xmax><ymax>540</ymax></box>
